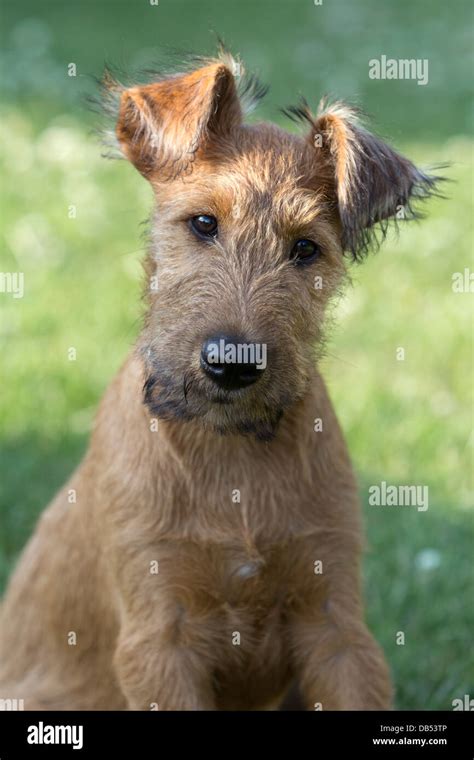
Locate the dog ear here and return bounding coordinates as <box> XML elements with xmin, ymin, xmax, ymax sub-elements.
<box><xmin>115</xmin><ymin>63</ymin><xmax>241</xmax><ymax>179</ymax></box>
<box><xmin>297</xmin><ymin>101</ymin><xmax>439</xmax><ymax>259</ymax></box>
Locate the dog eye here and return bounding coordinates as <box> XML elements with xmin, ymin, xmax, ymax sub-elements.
<box><xmin>190</xmin><ymin>214</ymin><xmax>218</xmax><ymax>239</ymax></box>
<box><xmin>290</xmin><ymin>239</ymin><xmax>322</xmax><ymax>265</ymax></box>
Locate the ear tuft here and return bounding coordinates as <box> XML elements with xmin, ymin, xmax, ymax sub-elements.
<box><xmin>214</xmin><ymin>41</ymin><xmax>269</xmax><ymax>115</ymax></box>
<box><xmin>95</xmin><ymin>51</ymin><xmax>268</xmax><ymax>182</ymax></box>
<box><xmin>285</xmin><ymin>97</ymin><xmax>444</xmax><ymax>260</ymax></box>
<box><xmin>114</xmin><ymin>63</ymin><xmax>241</xmax><ymax>179</ymax></box>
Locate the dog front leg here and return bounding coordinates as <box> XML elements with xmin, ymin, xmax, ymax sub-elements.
<box><xmin>289</xmin><ymin>542</ymin><xmax>392</xmax><ymax>711</ymax></box>
<box><xmin>291</xmin><ymin>609</ymin><xmax>392</xmax><ymax>710</ymax></box>
<box><xmin>114</xmin><ymin>626</ymin><xmax>216</xmax><ymax>710</ymax></box>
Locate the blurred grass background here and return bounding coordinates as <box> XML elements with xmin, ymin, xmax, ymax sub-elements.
<box><xmin>0</xmin><ymin>0</ymin><xmax>472</xmax><ymax>710</ymax></box>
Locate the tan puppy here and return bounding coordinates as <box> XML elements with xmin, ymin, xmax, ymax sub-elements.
<box><xmin>0</xmin><ymin>53</ymin><xmax>439</xmax><ymax>710</ymax></box>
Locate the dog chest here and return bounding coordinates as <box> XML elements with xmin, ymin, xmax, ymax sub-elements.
<box><xmin>155</xmin><ymin>536</ymin><xmax>292</xmax><ymax>613</ymax></box>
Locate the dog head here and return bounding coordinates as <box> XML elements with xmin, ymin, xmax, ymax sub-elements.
<box><xmin>107</xmin><ymin>53</ymin><xmax>439</xmax><ymax>439</ymax></box>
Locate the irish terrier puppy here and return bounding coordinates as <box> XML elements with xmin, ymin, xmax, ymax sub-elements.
<box><xmin>0</xmin><ymin>53</ymin><xmax>438</xmax><ymax>710</ymax></box>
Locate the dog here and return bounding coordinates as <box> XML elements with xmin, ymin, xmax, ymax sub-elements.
<box><xmin>0</xmin><ymin>51</ymin><xmax>439</xmax><ymax>710</ymax></box>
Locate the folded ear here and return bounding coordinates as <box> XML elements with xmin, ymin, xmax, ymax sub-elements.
<box><xmin>114</xmin><ymin>62</ymin><xmax>242</xmax><ymax>179</ymax></box>
<box><xmin>300</xmin><ymin>101</ymin><xmax>440</xmax><ymax>259</ymax></box>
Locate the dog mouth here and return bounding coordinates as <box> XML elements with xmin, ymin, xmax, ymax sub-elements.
<box><xmin>209</xmin><ymin>394</ymin><xmax>236</xmax><ymax>405</ymax></box>
<box><xmin>183</xmin><ymin>366</ymin><xmax>263</xmax><ymax>406</ymax></box>
<box><xmin>143</xmin><ymin>365</ymin><xmax>288</xmax><ymax>440</ymax></box>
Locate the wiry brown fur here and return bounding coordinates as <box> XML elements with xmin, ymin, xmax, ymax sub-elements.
<box><xmin>0</xmin><ymin>52</ymin><xmax>439</xmax><ymax>710</ymax></box>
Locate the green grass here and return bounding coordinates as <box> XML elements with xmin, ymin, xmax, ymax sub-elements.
<box><xmin>1</xmin><ymin>0</ymin><xmax>473</xmax><ymax>139</ymax></box>
<box><xmin>0</xmin><ymin>0</ymin><xmax>472</xmax><ymax>711</ymax></box>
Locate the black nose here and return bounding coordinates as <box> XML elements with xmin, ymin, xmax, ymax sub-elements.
<box><xmin>200</xmin><ymin>334</ymin><xmax>265</xmax><ymax>391</ymax></box>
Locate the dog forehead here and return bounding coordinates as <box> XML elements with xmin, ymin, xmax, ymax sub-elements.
<box><xmin>223</xmin><ymin>122</ymin><xmax>313</xmax><ymax>190</ymax></box>
<box><xmin>186</xmin><ymin>126</ymin><xmax>326</xmax><ymax>226</ymax></box>
<box><xmin>152</xmin><ymin>122</ymin><xmax>330</xmax><ymax>233</ymax></box>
